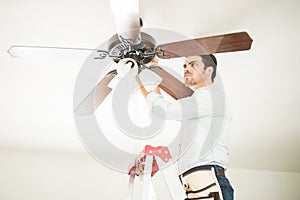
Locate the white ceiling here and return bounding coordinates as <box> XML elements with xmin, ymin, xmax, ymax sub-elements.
<box><xmin>1</xmin><ymin>0</ymin><xmax>300</xmax><ymax>174</ymax></box>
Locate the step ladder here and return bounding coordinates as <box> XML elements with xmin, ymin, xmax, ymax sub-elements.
<box><xmin>126</xmin><ymin>145</ymin><xmax>187</xmax><ymax>200</ymax></box>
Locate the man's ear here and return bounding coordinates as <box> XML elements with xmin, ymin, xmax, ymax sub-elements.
<box><xmin>205</xmin><ymin>66</ymin><xmax>214</xmax><ymax>77</ymax></box>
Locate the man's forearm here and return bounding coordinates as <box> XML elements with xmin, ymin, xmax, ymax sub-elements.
<box><xmin>139</xmin><ymin>85</ymin><xmax>150</xmax><ymax>98</ymax></box>
<box><xmin>136</xmin><ymin>75</ymin><xmax>161</xmax><ymax>98</ymax></box>
<box><xmin>136</xmin><ymin>75</ymin><xmax>149</xmax><ymax>98</ymax></box>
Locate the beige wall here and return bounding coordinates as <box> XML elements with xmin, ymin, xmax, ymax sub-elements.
<box><xmin>227</xmin><ymin>168</ymin><xmax>300</xmax><ymax>200</ymax></box>
<box><xmin>0</xmin><ymin>150</ymin><xmax>299</xmax><ymax>199</ymax></box>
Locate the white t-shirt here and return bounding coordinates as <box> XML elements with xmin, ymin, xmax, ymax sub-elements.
<box><xmin>146</xmin><ymin>83</ymin><xmax>232</xmax><ymax>174</ymax></box>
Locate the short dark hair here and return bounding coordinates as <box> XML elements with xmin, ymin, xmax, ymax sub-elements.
<box><xmin>200</xmin><ymin>54</ymin><xmax>217</xmax><ymax>82</ymax></box>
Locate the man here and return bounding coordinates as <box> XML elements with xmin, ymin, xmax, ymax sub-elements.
<box><xmin>136</xmin><ymin>55</ymin><xmax>234</xmax><ymax>200</ymax></box>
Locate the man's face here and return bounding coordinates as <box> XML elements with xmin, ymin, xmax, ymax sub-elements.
<box><xmin>183</xmin><ymin>56</ymin><xmax>208</xmax><ymax>88</ymax></box>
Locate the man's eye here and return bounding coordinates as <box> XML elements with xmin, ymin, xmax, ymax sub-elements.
<box><xmin>191</xmin><ymin>63</ymin><xmax>198</xmax><ymax>67</ymax></box>
<box><xmin>183</xmin><ymin>64</ymin><xmax>186</xmax><ymax>68</ymax></box>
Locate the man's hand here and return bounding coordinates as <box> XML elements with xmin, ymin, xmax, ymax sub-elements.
<box><xmin>153</xmin><ymin>86</ymin><xmax>161</xmax><ymax>95</ymax></box>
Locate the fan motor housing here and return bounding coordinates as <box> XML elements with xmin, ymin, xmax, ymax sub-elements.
<box><xmin>108</xmin><ymin>32</ymin><xmax>156</xmax><ymax>65</ymax></box>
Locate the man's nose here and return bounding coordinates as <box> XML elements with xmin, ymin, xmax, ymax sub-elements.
<box><xmin>184</xmin><ymin>64</ymin><xmax>191</xmax><ymax>71</ymax></box>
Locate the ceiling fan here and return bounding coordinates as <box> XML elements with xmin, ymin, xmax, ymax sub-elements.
<box><xmin>7</xmin><ymin>0</ymin><xmax>253</xmax><ymax>115</ymax></box>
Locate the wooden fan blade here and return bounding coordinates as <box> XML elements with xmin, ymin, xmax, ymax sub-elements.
<box><xmin>109</xmin><ymin>0</ymin><xmax>140</xmax><ymax>42</ymax></box>
<box><xmin>149</xmin><ymin>67</ymin><xmax>194</xmax><ymax>99</ymax></box>
<box><xmin>155</xmin><ymin>31</ymin><xmax>253</xmax><ymax>59</ymax></box>
<box><xmin>74</xmin><ymin>70</ymin><xmax>117</xmax><ymax>115</ymax></box>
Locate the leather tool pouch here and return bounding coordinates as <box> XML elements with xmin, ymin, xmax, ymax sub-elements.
<box><xmin>181</xmin><ymin>167</ymin><xmax>223</xmax><ymax>200</ymax></box>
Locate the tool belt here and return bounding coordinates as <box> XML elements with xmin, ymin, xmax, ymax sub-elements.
<box><xmin>181</xmin><ymin>166</ymin><xmax>224</xmax><ymax>200</ymax></box>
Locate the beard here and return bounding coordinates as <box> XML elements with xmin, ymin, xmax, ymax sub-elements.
<box><xmin>184</xmin><ymin>77</ymin><xmax>196</xmax><ymax>87</ymax></box>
